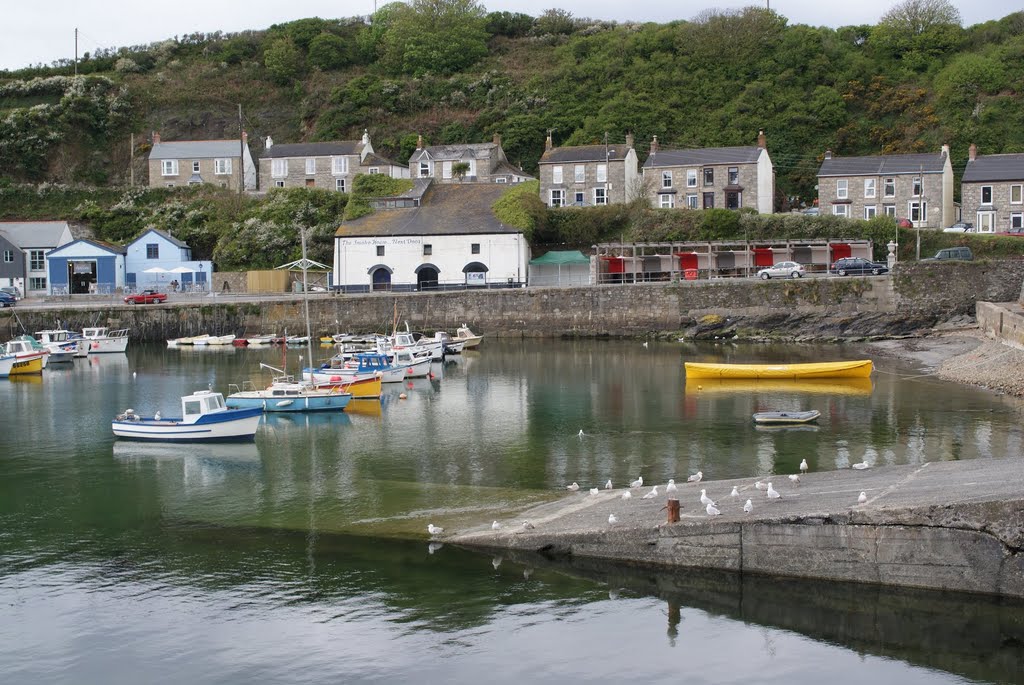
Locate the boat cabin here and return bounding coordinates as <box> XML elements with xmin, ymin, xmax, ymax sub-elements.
<box><xmin>183</xmin><ymin>390</ymin><xmax>228</xmax><ymax>418</ymax></box>
<box><xmin>82</xmin><ymin>327</ymin><xmax>129</xmax><ymax>340</ymax></box>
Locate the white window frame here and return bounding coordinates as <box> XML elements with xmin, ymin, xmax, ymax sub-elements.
<box><xmin>368</xmin><ymin>167</ymin><xmax>380</xmax><ymax>175</ymax></box>
<box><xmin>161</xmin><ymin>160</ymin><xmax>178</xmax><ymax>176</ymax></box>
<box><xmin>659</xmin><ymin>194</ymin><xmax>674</xmax><ymax>208</ymax></box>
<box><xmin>596</xmin><ymin>164</ymin><xmax>607</xmax><ymax>183</ymax></box>
<box><xmin>442</xmin><ymin>161</ymin><xmax>453</xmax><ymax>179</ymax></box>
<box><xmin>336</xmin><ymin>178</ymin><xmax>346</xmax><ymax>193</ymax></box>
<box><xmin>29</xmin><ymin>250</ymin><xmax>45</xmax><ymax>271</ymax></box>
<box><xmin>728</xmin><ymin>167</ymin><xmax>739</xmax><ymax>185</ymax></box>
<box><xmin>836</xmin><ymin>179</ymin><xmax>848</xmax><ymax>199</ymax></box>
<box><xmin>214</xmin><ymin>158</ymin><xmax>232</xmax><ymax>175</ymax></box>
<box><xmin>552</xmin><ymin>166</ymin><xmax>563</xmax><ymax>184</ymax></box>
<box><xmin>3</xmin><ymin>250</ymin><xmax>13</xmax><ymax>263</ymax></box>
<box><xmin>274</xmin><ymin>180</ymin><xmax>285</xmax><ymax>188</ymax></box>
<box><xmin>272</xmin><ymin>159</ymin><xmax>288</xmax><ymax>178</ymax></box>
<box><xmin>912</xmin><ymin>177</ymin><xmax>922</xmax><ymax>197</ymax></box>
<box><xmin>1011</xmin><ymin>184</ymin><xmax>1022</xmax><ymax>205</ymax></box>
<box><xmin>662</xmin><ymin>171</ymin><xmax>672</xmax><ymax>188</ymax></box>
<box><xmin>1010</xmin><ymin>213</ymin><xmax>1023</xmax><ymax>230</ymax></box>
<box><xmin>977</xmin><ymin>211</ymin><xmax>995</xmax><ymax>233</ymax></box>
<box><xmin>594</xmin><ymin>187</ymin><xmax>607</xmax><ymax>206</ymax></box>
<box><xmin>574</xmin><ymin>191</ymin><xmax>585</xmax><ymax>206</ymax></box>
<box><xmin>981</xmin><ymin>185</ymin><xmax>993</xmax><ymax>205</ymax></box>
<box><xmin>418</xmin><ymin>161</ymin><xmax>430</xmax><ymax>177</ymax></box>
<box><xmin>332</xmin><ymin>157</ymin><xmax>349</xmax><ymax>175</ymax></box>
<box><xmin>494</xmin><ymin>177</ymin><xmax>507</xmax><ymax>183</ymax></box>
<box><xmin>908</xmin><ymin>200</ymin><xmax>927</xmax><ymax>224</ymax></box>
<box><xmin>883</xmin><ymin>204</ymin><xmax>896</xmax><ymax>217</ymax></box>
<box><xmin>305</xmin><ymin>158</ymin><xmax>316</xmax><ymax>175</ymax></box>
<box><xmin>192</xmin><ymin>160</ymin><xmax>200</xmax><ymax>173</ymax></box>
<box><xmin>864</xmin><ymin>179</ymin><xmax>876</xmax><ymax>198</ymax></box>
<box><xmin>685</xmin><ymin>194</ymin><xmax>698</xmax><ymax>209</ymax></box>
<box><xmin>883</xmin><ymin>178</ymin><xmax>895</xmax><ymax>198</ymax></box>
<box><xmin>864</xmin><ymin>205</ymin><xmax>877</xmax><ymax>219</ymax></box>
<box><xmin>550</xmin><ymin>189</ymin><xmax>564</xmax><ymax>207</ymax></box>
<box><xmin>832</xmin><ymin>204</ymin><xmax>849</xmax><ymax>218</ymax></box>
<box><xmin>686</xmin><ymin>169</ymin><xmax>697</xmax><ymax>188</ymax></box>
<box><xmin>574</xmin><ymin>165</ymin><xmax>585</xmax><ymax>183</ymax></box>
<box><xmin>28</xmin><ymin>277</ymin><xmax>47</xmax><ymax>291</ymax></box>
<box><xmin>465</xmin><ymin>160</ymin><xmax>476</xmax><ymax>177</ymax></box>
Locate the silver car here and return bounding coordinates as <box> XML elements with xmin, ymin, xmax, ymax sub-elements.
<box><xmin>757</xmin><ymin>261</ymin><xmax>805</xmax><ymax>280</ymax></box>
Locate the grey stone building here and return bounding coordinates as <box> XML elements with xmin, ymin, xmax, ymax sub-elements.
<box><xmin>0</xmin><ymin>221</ymin><xmax>75</xmax><ymax>297</ymax></box>
<box><xmin>961</xmin><ymin>144</ymin><xmax>1024</xmax><ymax>233</ymax></box>
<box><xmin>147</xmin><ymin>133</ymin><xmax>256</xmax><ymax>191</ymax></box>
<box><xmin>642</xmin><ymin>132</ymin><xmax>774</xmax><ymax>213</ymax></box>
<box><xmin>259</xmin><ymin>130</ymin><xmax>409</xmax><ymax>193</ymax></box>
<box><xmin>816</xmin><ymin>146</ymin><xmax>953</xmax><ymax>229</ymax></box>
<box><xmin>538</xmin><ymin>133</ymin><xmax>639</xmax><ymax>207</ymax></box>
<box><xmin>407</xmin><ymin>135</ymin><xmax>532</xmax><ymax>184</ymax></box>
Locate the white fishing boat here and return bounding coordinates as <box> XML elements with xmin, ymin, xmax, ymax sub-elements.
<box><xmin>81</xmin><ymin>327</ymin><xmax>129</xmax><ymax>353</ymax></box>
<box><xmin>391</xmin><ymin>348</ymin><xmax>432</xmax><ymax>378</ymax></box>
<box><xmin>454</xmin><ymin>324</ymin><xmax>483</xmax><ymax>349</ymax></box>
<box><xmin>36</xmin><ymin>329</ymin><xmax>87</xmax><ymax>359</ymax></box>
<box><xmin>4</xmin><ymin>337</ymin><xmax>50</xmax><ymax>368</ymax></box>
<box><xmin>246</xmin><ymin>334</ymin><xmax>277</xmax><ymax>345</ymax></box>
<box><xmin>111</xmin><ymin>390</ymin><xmax>263</xmax><ymax>442</ymax></box>
<box><xmin>206</xmin><ymin>335</ymin><xmax>237</xmax><ymax>346</ymax></box>
<box><xmin>226</xmin><ymin>364</ymin><xmax>353</xmax><ymax>413</ymax></box>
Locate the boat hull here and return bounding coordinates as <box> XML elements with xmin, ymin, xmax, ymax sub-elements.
<box><xmin>1</xmin><ymin>354</ymin><xmax>44</xmax><ymax>376</ymax></box>
<box><xmin>111</xmin><ymin>408</ymin><xmax>263</xmax><ymax>441</ymax></box>
<box><xmin>752</xmin><ymin>410</ymin><xmax>821</xmax><ymax>425</ymax></box>
<box><xmin>226</xmin><ymin>390</ymin><xmax>352</xmax><ymax>412</ymax></box>
<box><xmin>684</xmin><ymin>360</ymin><xmax>873</xmax><ymax>380</ymax></box>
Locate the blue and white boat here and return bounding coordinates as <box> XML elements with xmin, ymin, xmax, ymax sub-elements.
<box><xmin>225</xmin><ymin>365</ymin><xmax>353</xmax><ymax>413</ymax></box>
<box><xmin>111</xmin><ymin>390</ymin><xmax>263</xmax><ymax>442</ymax></box>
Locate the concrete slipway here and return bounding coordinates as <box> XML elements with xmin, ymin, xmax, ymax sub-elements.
<box><xmin>451</xmin><ymin>459</ymin><xmax>1024</xmax><ymax>598</ymax></box>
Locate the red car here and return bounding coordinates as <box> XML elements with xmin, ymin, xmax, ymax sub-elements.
<box><xmin>124</xmin><ymin>289</ymin><xmax>167</xmax><ymax>304</ymax></box>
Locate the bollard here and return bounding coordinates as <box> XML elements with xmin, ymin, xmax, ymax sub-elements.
<box><xmin>666</xmin><ymin>498</ymin><xmax>680</xmax><ymax>523</ymax></box>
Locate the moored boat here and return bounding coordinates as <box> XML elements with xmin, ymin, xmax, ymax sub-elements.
<box><xmin>684</xmin><ymin>360</ymin><xmax>873</xmax><ymax>380</ymax></box>
<box><xmin>4</xmin><ymin>337</ymin><xmax>49</xmax><ymax>370</ymax></box>
<box><xmin>454</xmin><ymin>324</ymin><xmax>483</xmax><ymax>349</ymax></box>
<box><xmin>111</xmin><ymin>390</ymin><xmax>262</xmax><ymax>442</ymax></box>
<box><xmin>226</xmin><ymin>364</ymin><xmax>353</xmax><ymax>413</ymax></box>
<box><xmin>752</xmin><ymin>410</ymin><xmax>821</xmax><ymax>425</ymax></box>
<box><xmin>81</xmin><ymin>327</ymin><xmax>130</xmax><ymax>353</ymax></box>
<box><xmin>0</xmin><ymin>353</ymin><xmax>44</xmax><ymax>377</ymax></box>
<box><xmin>36</xmin><ymin>329</ymin><xmax>86</xmax><ymax>360</ymax></box>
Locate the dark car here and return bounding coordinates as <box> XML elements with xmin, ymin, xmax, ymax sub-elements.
<box><xmin>830</xmin><ymin>257</ymin><xmax>889</xmax><ymax>276</ymax></box>
<box><xmin>923</xmin><ymin>247</ymin><xmax>973</xmax><ymax>261</ymax></box>
<box><xmin>0</xmin><ymin>291</ymin><xmax>16</xmax><ymax>308</ymax></box>
<box><xmin>124</xmin><ymin>289</ymin><xmax>167</xmax><ymax>304</ymax></box>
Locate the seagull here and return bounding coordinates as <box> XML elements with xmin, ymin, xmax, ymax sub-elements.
<box><xmin>666</xmin><ymin>479</ymin><xmax>678</xmax><ymax>494</ymax></box>
<box><xmin>699</xmin><ymin>489</ymin><xmax>714</xmax><ymax>507</ymax></box>
<box><xmin>608</xmin><ymin>513</ymin><xmax>618</xmax><ymax>524</ymax></box>
<box><xmin>491</xmin><ymin>520</ymin><xmax>502</xmax><ymax>530</ymax></box>
<box><xmin>788</xmin><ymin>474</ymin><xmax>800</xmax><ymax>485</ymax></box>
<box><xmin>427</xmin><ymin>523</ymin><xmax>444</xmax><ymax>535</ymax></box>
<box><xmin>642</xmin><ymin>341</ymin><xmax>649</xmax><ymax>348</ymax></box>
<box><xmin>589</xmin><ymin>487</ymin><xmax>600</xmax><ymax>496</ymax></box>
<box><xmin>852</xmin><ymin>461</ymin><xmax>870</xmax><ymax>470</ymax></box>
<box><xmin>132</xmin><ymin>371</ymin><xmax>137</xmax><ymax>379</ymax></box>
<box><xmin>566</xmin><ymin>482</ymin><xmax>580</xmax><ymax>491</ymax></box>
<box><xmin>522</xmin><ymin>520</ymin><xmax>535</xmax><ymax>530</ymax></box>
<box><xmin>642</xmin><ymin>486</ymin><xmax>659</xmax><ymax>499</ymax></box>
<box><xmin>621</xmin><ymin>491</ymin><xmax>632</xmax><ymax>500</ymax></box>
<box><xmin>755</xmin><ymin>480</ymin><xmax>768</xmax><ymax>491</ymax></box>
<box><xmin>492</xmin><ymin>556</ymin><xmax>502</xmax><ymax>570</ymax></box>
<box><xmin>766</xmin><ymin>483</ymin><xmax>781</xmax><ymax>500</ymax></box>
<box><xmin>858</xmin><ymin>491</ymin><xmax>868</xmax><ymax>504</ymax></box>
<box><xmin>743</xmin><ymin>498</ymin><xmax>753</xmax><ymax>513</ymax></box>
<box><xmin>687</xmin><ymin>471</ymin><xmax>703</xmax><ymax>483</ymax></box>
<box><xmin>630</xmin><ymin>476</ymin><xmax>644</xmax><ymax>488</ymax></box>
<box><xmin>578</xmin><ymin>429</ymin><xmax>585</xmax><ymax>438</ymax></box>
<box><xmin>604</xmin><ymin>479</ymin><xmax>613</xmax><ymax>490</ymax></box>
<box><xmin>154</xmin><ymin>411</ymin><xmax>161</xmax><ymax>421</ymax></box>
<box><xmin>730</xmin><ymin>486</ymin><xmax>739</xmax><ymax>497</ymax></box>
<box><xmin>799</xmin><ymin>458</ymin><xmax>809</xmax><ymax>473</ymax></box>
<box><xmin>706</xmin><ymin>502</ymin><xmax>721</xmax><ymax>516</ymax></box>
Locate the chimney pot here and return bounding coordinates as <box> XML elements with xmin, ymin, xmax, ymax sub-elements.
<box><xmin>152</xmin><ymin>131</ymin><xmax>160</xmax><ymax>145</ymax></box>
<box><xmin>625</xmin><ymin>132</ymin><xmax>634</xmax><ymax>149</ymax></box>
<box><xmin>361</xmin><ymin>128</ymin><xmax>370</xmax><ymax>146</ymax></box>
<box><xmin>969</xmin><ymin>143</ymin><xmax>977</xmax><ymax>162</ymax></box>
<box><xmin>545</xmin><ymin>133</ymin><xmax>553</xmax><ymax>152</ymax></box>
<box><xmin>265</xmin><ymin>135</ymin><xmax>274</xmax><ymax>149</ymax></box>
<box><xmin>757</xmin><ymin>129</ymin><xmax>766</xmax><ymax>149</ymax></box>
<box><xmin>650</xmin><ymin>135</ymin><xmax>658</xmax><ymax>154</ymax></box>
<box><xmin>493</xmin><ymin>133</ymin><xmax>501</xmax><ymax>147</ymax></box>
<box><xmin>416</xmin><ymin>134</ymin><xmax>423</xmax><ymax>150</ymax></box>
<box><xmin>241</xmin><ymin>131</ymin><xmax>247</xmax><ymax>144</ymax></box>
<box><xmin>824</xmin><ymin>150</ymin><xmax>832</xmax><ymax>160</ymax></box>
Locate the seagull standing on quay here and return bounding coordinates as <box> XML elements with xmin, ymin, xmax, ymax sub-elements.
<box><xmin>706</xmin><ymin>502</ymin><xmax>721</xmax><ymax>516</ymax></box>
<box><xmin>492</xmin><ymin>520</ymin><xmax>502</xmax><ymax>530</ymax></box>
<box><xmin>755</xmin><ymin>480</ymin><xmax>768</xmax><ymax>491</ymax></box>
<box><xmin>642</xmin><ymin>486</ymin><xmax>659</xmax><ymax>499</ymax></box>
<box><xmin>621</xmin><ymin>491</ymin><xmax>632</xmax><ymax>500</ymax></box>
<box><xmin>608</xmin><ymin>513</ymin><xmax>618</xmax><ymax>525</ymax></box>
<box><xmin>630</xmin><ymin>476</ymin><xmax>644</xmax><ymax>488</ymax></box>
<box><xmin>566</xmin><ymin>482</ymin><xmax>580</xmax><ymax>491</ymax></box>
<box><xmin>700</xmin><ymin>489</ymin><xmax>714</xmax><ymax>507</ymax></box>
<box><xmin>522</xmin><ymin>520</ymin><xmax>535</xmax><ymax>530</ymax></box>
<box><xmin>427</xmin><ymin>524</ymin><xmax>444</xmax><ymax>536</ymax></box>
<box><xmin>852</xmin><ymin>461</ymin><xmax>871</xmax><ymax>470</ymax></box>
<box><xmin>858</xmin><ymin>491</ymin><xmax>868</xmax><ymax>504</ymax></box>
<box><xmin>688</xmin><ymin>471</ymin><xmax>703</xmax><ymax>483</ymax></box>
<box><xmin>730</xmin><ymin>486</ymin><xmax>739</xmax><ymax>497</ymax></box>
<box><xmin>590</xmin><ymin>487</ymin><xmax>600</xmax><ymax>496</ymax></box>
<box><xmin>766</xmin><ymin>483</ymin><xmax>781</xmax><ymax>500</ymax></box>
<box><xmin>666</xmin><ymin>479</ymin><xmax>678</xmax><ymax>494</ymax></box>
<box><xmin>605</xmin><ymin>479</ymin><xmax>613</xmax><ymax>490</ymax></box>
<box><xmin>799</xmin><ymin>459</ymin><xmax>809</xmax><ymax>474</ymax></box>
<box><xmin>788</xmin><ymin>474</ymin><xmax>800</xmax><ymax>485</ymax></box>
<box><xmin>743</xmin><ymin>499</ymin><xmax>753</xmax><ymax>513</ymax></box>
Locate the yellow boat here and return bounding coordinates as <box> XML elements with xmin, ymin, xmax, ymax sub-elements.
<box><xmin>315</xmin><ymin>374</ymin><xmax>383</xmax><ymax>400</ymax></box>
<box><xmin>684</xmin><ymin>360</ymin><xmax>873</xmax><ymax>380</ymax></box>
<box><xmin>2</xmin><ymin>354</ymin><xmax>44</xmax><ymax>377</ymax></box>
<box><xmin>686</xmin><ymin>377</ymin><xmax>874</xmax><ymax>396</ymax></box>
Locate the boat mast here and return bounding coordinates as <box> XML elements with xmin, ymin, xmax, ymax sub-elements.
<box><xmin>300</xmin><ymin>226</ymin><xmax>314</xmax><ymax>374</ymax></box>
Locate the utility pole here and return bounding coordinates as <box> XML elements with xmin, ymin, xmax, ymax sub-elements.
<box><xmin>129</xmin><ymin>133</ymin><xmax>134</xmax><ymax>187</ymax></box>
<box><xmin>604</xmin><ymin>132</ymin><xmax>609</xmax><ymax>206</ymax></box>
<box><xmin>238</xmin><ymin>103</ymin><xmax>244</xmax><ymax>195</ymax></box>
<box><xmin>916</xmin><ymin>164</ymin><xmax>924</xmax><ymax>261</ymax></box>
<box><xmin>74</xmin><ymin>28</ymin><xmax>78</xmax><ymax>75</ymax></box>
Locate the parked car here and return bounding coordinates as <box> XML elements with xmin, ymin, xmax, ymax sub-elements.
<box><xmin>830</xmin><ymin>257</ymin><xmax>889</xmax><ymax>276</ymax></box>
<box><xmin>124</xmin><ymin>289</ymin><xmax>167</xmax><ymax>304</ymax></box>
<box><xmin>996</xmin><ymin>227</ymin><xmax>1024</xmax><ymax>237</ymax></box>
<box><xmin>801</xmin><ymin>207</ymin><xmax>820</xmax><ymax>216</ymax></box>
<box><xmin>757</xmin><ymin>261</ymin><xmax>805</xmax><ymax>280</ymax></box>
<box><xmin>942</xmin><ymin>222</ymin><xmax>974</xmax><ymax>233</ymax></box>
<box><xmin>923</xmin><ymin>247</ymin><xmax>973</xmax><ymax>261</ymax></box>
<box><xmin>0</xmin><ymin>291</ymin><xmax>15</xmax><ymax>308</ymax></box>
<box><xmin>897</xmin><ymin>217</ymin><xmax>913</xmax><ymax>228</ymax></box>
<box><xmin>0</xmin><ymin>286</ymin><xmax>21</xmax><ymax>300</ymax></box>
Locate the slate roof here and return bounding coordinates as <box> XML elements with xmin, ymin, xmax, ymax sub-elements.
<box><xmin>149</xmin><ymin>140</ymin><xmax>245</xmax><ymax>160</ymax></box>
<box><xmin>818</xmin><ymin>152</ymin><xmax>947</xmax><ymax>177</ymax></box>
<box><xmin>336</xmin><ymin>184</ymin><xmax>520</xmax><ymax>238</ymax></box>
<box><xmin>410</xmin><ymin>143</ymin><xmax>497</xmax><ymax>162</ymax></box>
<box><xmin>261</xmin><ymin>141</ymin><xmax>364</xmax><ymax>159</ymax></box>
<box><xmin>136</xmin><ymin>228</ymin><xmax>189</xmax><ymax>249</ymax></box>
<box><xmin>48</xmin><ymin>238</ymin><xmax>127</xmax><ymax>256</ymax></box>
<box><xmin>362</xmin><ymin>152</ymin><xmax>408</xmax><ymax>169</ymax></box>
<box><xmin>962</xmin><ymin>153</ymin><xmax>1024</xmax><ymax>183</ymax></box>
<box><xmin>644</xmin><ymin>146</ymin><xmax>763</xmax><ymax>168</ymax></box>
<box><xmin>540</xmin><ymin>144</ymin><xmax>631</xmax><ymax>164</ymax></box>
<box><xmin>0</xmin><ymin>221</ymin><xmax>71</xmax><ymax>248</ymax></box>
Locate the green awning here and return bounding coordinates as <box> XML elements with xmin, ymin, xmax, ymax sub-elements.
<box><xmin>529</xmin><ymin>250</ymin><xmax>590</xmax><ymax>266</ymax></box>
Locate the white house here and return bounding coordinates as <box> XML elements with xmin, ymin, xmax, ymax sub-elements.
<box><xmin>333</xmin><ymin>183</ymin><xmax>530</xmax><ymax>292</ymax></box>
<box><xmin>0</xmin><ymin>221</ymin><xmax>75</xmax><ymax>298</ymax></box>
<box><xmin>125</xmin><ymin>228</ymin><xmax>210</xmax><ymax>291</ymax></box>
<box><xmin>45</xmin><ymin>239</ymin><xmax>127</xmax><ymax>295</ymax></box>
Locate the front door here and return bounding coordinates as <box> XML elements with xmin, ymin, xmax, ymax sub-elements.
<box><xmin>417</xmin><ymin>267</ymin><xmax>439</xmax><ymax>290</ymax></box>
<box><xmin>68</xmin><ymin>261</ymin><xmax>96</xmax><ymax>294</ymax></box>
<box><xmin>371</xmin><ymin>268</ymin><xmax>391</xmax><ymax>291</ymax></box>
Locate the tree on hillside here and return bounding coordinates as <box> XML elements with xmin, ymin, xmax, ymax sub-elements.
<box><xmin>380</xmin><ymin>0</ymin><xmax>489</xmax><ymax>76</ymax></box>
<box><xmin>879</xmin><ymin>0</ymin><xmax>961</xmax><ymax>35</ymax></box>
<box><xmin>872</xmin><ymin>0</ymin><xmax>962</xmax><ymax>67</ymax></box>
<box><xmin>264</xmin><ymin>37</ymin><xmax>305</xmax><ymax>84</ymax></box>
<box><xmin>308</xmin><ymin>32</ymin><xmax>354</xmax><ymax>71</ymax></box>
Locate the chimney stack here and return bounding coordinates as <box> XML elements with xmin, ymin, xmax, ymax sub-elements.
<box><xmin>941</xmin><ymin>143</ymin><xmax>950</xmax><ymax>157</ymax></box>
<box><xmin>265</xmin><ymin>135</ymin><xmax>274</xmax><ymax>150</ymax></box>
<box><xmin>757</xmin><ymin>129</ymin><xmax>766</xmax><ymax>149</ymax></box>
<box><xmin>625</xmin><ymin>132</ymin><xmax>634</xmax><ymax>149</ymax></box>
<box><xmin>824</xmin><ymin>150</ymin><xmax>833</xmax><ymax>160</ymax></box>
<box><xmin>241</xmin><ymin>131</ymin><xmax>248</xmax><ymax>145</ymax></box>
<box><xmin>416</xmin><ymin>134</ymin><xmax>423</xmax><ymax>150</ymax></box>
<box><xmin>969</xmin><ymin>143</ymin><xmax>977</xmax><ymax>162</ymax></box>
<box><xmin>152</xmin><ymin>131</ymin><xmax>160</xmax><ymax>145</ymax></box>
<box><xmin>650</xmin><ymin>135</ymin><xmax>658</xmax><ymax>154</ymax></box>
<box><xmin>493</xmin><ymin>133</ymin><xmax>501</xmax><ymax>147</ymax></box>
<box><xmin>545</xmin><ymin>131</ymin><xmax>553</xmax><ymax>152</ymax></box>
<box><xmin>361</xmin><ymin>128</ymin><xmax>370</xmax><ymax>146</ymax></box>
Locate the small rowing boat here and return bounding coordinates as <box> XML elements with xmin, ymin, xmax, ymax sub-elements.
<box><xmin>684</xmin><ymin>360</ymin><xmax>872</xmax><ymax>379</ymax></box>
<box><xmin>752</xmin><ymin>410</ymin><xmax>821</xmax><ymax>425</ymax></box>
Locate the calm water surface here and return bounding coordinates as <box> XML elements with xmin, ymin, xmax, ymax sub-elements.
<box><xmin>1</xmin><ymin>339</ymin><xmax>1022</xmax><ymax>684</ymax></box>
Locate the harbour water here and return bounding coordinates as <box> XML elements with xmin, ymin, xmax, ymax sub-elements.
<box><xmin>1</xmin><ymin>339</ymin><xmax>1022</xmax><ymax>684</ymax></box>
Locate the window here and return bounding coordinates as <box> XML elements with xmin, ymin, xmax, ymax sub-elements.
<box><xmin>272</xmin><ymin>159</ymin><xmax>288</xmax><ymax>178</ymax></box>
<box><xmin>161</xmin><ymin>160</ymin><xmax>178</xmax><ymax>176</ymax></box>
<box><xmin>574</xmin><ymin>191</ymin><xmax>585</xmax><ymax>205</ymax></box>
<box><xmin>332</xmin><ymin>157</ymin><xmax>349</xmax><ymax>175</ymax></box>
<box><xmin>305</xmin><ymin>158</ymin><xmax>316</xmax><ymax>175</ymax></box>
<box><xmin>495</xmin><ymin>177</ymin><xmax>507</xmax><ymax>183</ymax></box>
<box><xmin>662</xmin><ymin>171</ymin><xmax>672</xmax><ymax>188</ymax></box>
<box><xmin>686</xmin><ymin>169</ymin><xmax>697</xmax><ymax>188</ymax></box>
<box><xmin>685</xmin><ymin>194</ymin><xmax>698</xmax><ymax>209</ymax></box>
<box><xmin>550</xmin><ymin>189</ymin><xmax>564</xmax><ymax>207</ymax></box>
<box><xmin>1011</xmin><ymin>213</ymin><xmax>1023</xmax><ymax>230</ymax></box>
<box><xmin>725</xmin><ymin>191</ymin><xmax>741</xmax><ymax>210</ymax></box>
<box><xmin>146</xmin><ymin>243</ymin><xmax>159</xmax><ymax>259</ymax></box>
<box><xmin>864</xmin><ymin>205</ymin><xmax>877</xmax><ymax>219</ymax></box>
<box><xmin>552</xmin><ymin>166</ymin><xmax>563</xmax><ymax>184</ymax></box>
<box><xmin>336</xmin><ymin>178</ymin><xmax>346</xmax><ymax>192</ymax></box>
<box><xmin>703</xmin><ymin>168</ymin><xmax>714</xmax><ymax>186</ymax></box>
<box><xmin>728</xmin><ymin>167</ymin><xmax>739</xmax><ymax>185</ymax></box>
<box><xmin>832</xmin><ymin>204</ymin><xmax>849</xmax><ymax>218</ymax></box>
<box><xmin>419</xmin><ymin>161</ymin><xmax>430</xmax><ymax>177</ymax></box>
<box><xmin>471</xmin><ymin>243</ymin><xmax>480</xmax><ymax>255</ymax></box>
<box><xmin>659</xmin><ymin>194</ymin><xmax>674</xmax><ymax>208</ymax></box>
<box><xmin>596</xmin><ymin>164</ymin><xmax>607</xmax><ymax>183</ymax></box>
<box><xmin>702</xmin><ymin>192</ymin><xmax>715</xmax><ymax>209</ymax></box>
<box><xmin>883</xmin><ymin>204</ymin><xmax>896</xmax><ymax>217</ymax></box>
<box><xmin>836</xmin><ymin>179</ymin><xmax>848</xmax><ymax>199</ymax></box>
<box><xmin>215</xmin><ymin>159</ymin><xmax>232</xmax><ymax>175</ymax></box>
<box><xmin>864</xmin><ymin>179</ymin><xmax>876</xmax><ymax>198</ymax></box>
<box><xmin>981</xmin><ymin>186</ymin><xmax>993</xmax><ymax>204</ymax></box>
<box><xmin>29</xmin><ymin>277</ymin><xmax>46</xmax><ymax>290</ymax></box>
<box><xmin>574</xmin><ymin>165</ymin><xmax>585</xmax><ymax>183</ymax></box>
<box><xmin>912</xmin><ymin>177</ymin><xmax>922</xmax><ymax>196</ymax></box>
<box><xmin>275</xmin><ymin>180</ymin><xmax>285</xmax><ymax>188</ymax></box>
<box><xmin>192</xmin><ymin>161</ymin><xmax>200</xmax><ymax>173</ymax></box>
<box><xmin>594</xmin><ymin>187</ymin><xmax>607</xmax><ymax>205</ymax></box>
<box><xmin>909</xmin><ymin>201</ymin><xmax>927</xmax><ymax>223</ymax></box>
<box><xmin>977</xmin><ymin>212</ymin><xmax>995</xmax><ymax>233</ymax></box>
<box><xmin>3</xmin><ymin>250</ymin><xmax>12</xmax><ymax>263</ymax></box>
<box><xmin>423</xmin><ymin>244</ymin><xmax>432</xmax><ymax>256</ymax></box>
<box><xmin>29</xmin><ymin>250</ymin><xmax>45</xmax><ymax>270</ymax></box>
<box><xmin>368</xmin><ymin>167</ymin><xmax>380</xmax><ymax>175</ymax></box>
<box><xmin>883</xmin><ymin>177</ymin><xmax>895</xmax><ymax>197</ymax></box>
<box><xmin>165</xmin><ymin>183</ymin><xmax>175</xmax><ymax>188</ymax></box>
<box><xmin>1012</xmin><ymin>184</ymin><xmax>1022</xmax><ymax>204</ymax></box>
<box><xmin>376</xmin><ymin>246</ymin><xmax>385</xmax><ymax>257</ymax></box>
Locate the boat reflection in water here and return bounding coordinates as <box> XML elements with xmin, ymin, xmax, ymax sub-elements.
<box><xmin>112</xmin><ymin>440</ymin><xmax>261</xmax><ymax>464</ymax></box>
<box><xmin>686</xmin><ymin>377</ymin><xmax>874</xmax><ymax>396</ymax></box>
<box><xmin>263</xmin><ymin>411</ymin><xmax>353</xmax><ymax>430</ymax></box>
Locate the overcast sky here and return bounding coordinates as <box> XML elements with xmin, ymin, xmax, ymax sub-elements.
<box><xmin>1</xmin><ymin>1</ymin><xmax>1017</xmax><ymax>71</ymax></box>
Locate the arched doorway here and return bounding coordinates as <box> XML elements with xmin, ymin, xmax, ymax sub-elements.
<box><xmin>415</xmin><ymin>263</ymin><xmax>440</xmax><ymax>290</ymax></box>
<box><xmin>462</xmin><ymin>261</ymin><xmax>488</xmax><ymax>287</ymax></box>
<box><xmin>369</xmin><ymin>265</ymin><xmax>393</xmax><ymax>291</ymax></box>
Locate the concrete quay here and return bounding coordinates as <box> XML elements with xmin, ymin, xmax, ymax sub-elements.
<box><xmin>451</xmin><ymin>459</ymin><xmax>1024</xmax><ymax>598</ymax></box>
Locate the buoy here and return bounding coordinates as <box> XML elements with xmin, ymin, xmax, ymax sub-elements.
<box><xmin>407</xmin><ymin>381</ymin><xmax>414</xmax><ymax>389</ymax></box>
<box><xmin>429</xmin><ymin>373</ymin><xmax>435</xmax><ymax>379</ymax></box>
<box><xmin>399</xmin><ymin>392</ymin><xmax>408</xmax><ymax>400</ymax></box>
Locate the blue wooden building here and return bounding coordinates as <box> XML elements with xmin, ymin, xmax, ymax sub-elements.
<box><xmin>45</xmin><ymin>239</ymin><xmax>127</xmax><ymax>295</ymax></box>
